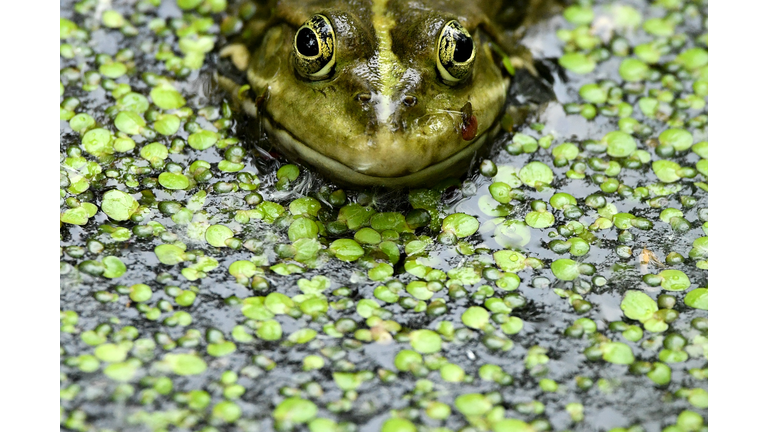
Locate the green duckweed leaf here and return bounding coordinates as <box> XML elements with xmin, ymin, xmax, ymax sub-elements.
<box><xmin>619</xmin><ymin>58</ymin><xmax>649</xmax><ymax>82</ymax></box>
<box><xmin>603</xmin><ymin>131</ymin><xmax>637</xmax><ymax>157</ymax></box>
<box><xmin>104</xmin><ymin>361</ymin><xmax>139</xmax><ymax>382</ymax></box>
<box><xmin>60</xmin><ymin>17</ymin><xmax>78</xmax><ymax>38</ymax></box>
<box><xmin>621</xmin><ymin>290</ymin><xmax>658</xmax><ymax>322</ymax></box>
<box><xmin>493</xmin><ymin>419</ymin><xmax>535</xmax><ymax>432</ymax></box>
<box><xmin>552</xmin><ymin>143</ymin><xmax>579</xmax><ymax>161</ymax></box>
<box><xmin>659</xmin><ymin>270</ymin><xmax>691</xmax><ymax>291</ymax></box>
<box><xmin>333</xmin><ymin>372</ymin><xmax>362</xmax><ymax>391</ymax></box>
<box><xmin>643</xmin><ymin>17</ymin><xmax>675</xmax><ymax>36</ymax></box>
<box><xmin>601</xmin><ymin>342</ymin><xmax>635</xmax><ymax>364</ymax></box>
<box><xmin>551</xmin><ymin>259</ymin><xmax>579</xmax><ymax>281</ymax></box>
<box><xmin>462</xmin><ymin>306</ymin><xmax>490</xmax><ymax>329</ymax></box>
<box><xmin>559</xmin><ymin>52</ymin><xmax>596</xmax><ymax>74</ymax></box>
<box><xmin>494</xmin><ymin>250</ymin><xmax>527</xmax><ymax>273</ymax></box>
<box><xmin>114</xmin><ymin>111</ymin><xmax>146</xmax><ymax>135</ymax></box>
<box><xmin>82</xmin><ymin>128</ymin><xmax>113</xmax><ymax>157</ymax></box>
<box><xmin>613</xmin><ymin>5</ymin><xmax>642</xmax><ymax>28</ymax></box>
<box><xmin>696</xmin><ymin>159</ymin><xmax>708</xmax><ymax>176</ymax></box>
<box><xmin>140</xmin><ymin>142</ymin><xmax>168</xmax><ymax>163</ymax></box>
<box><xmin>652</xmin><ymin>160</ymin><xmax>682</xmax><ymax>183</ymax></box>
<box><xmin>94</xmin><ymin>343</ymin><xmax>129</xmax><ymax>363</ymax></box>
<box><xmin>409</xmin><ymin>329</ymin><xmax>442</xmax><ymax>354</ymax></box>
<box><xmin>684</xmin><ymin>288</ymin><xmax>708</xmax><ymax>310</ymax></box>
<box><xmin>519</xmin><ymin>161</ymin><xmax>554</xmax><ymax>187</ymax></box>
<box><xmin>454</xmin><ymin>393</ymin><xmax>492</xmax><ymax>417</ymax></box>
<box><xmin>155</xmin><ymin>244</ymin><xmax>187</xmax><ymax>265</ymax></box>
<box><xmin>61</xmin><ymin>207</ymin><xmax>90</xmax><ymax>226</ymax></box>
<box><xmin>659</xmin><ymin>128</ymin><xmax>693</xmax><ymax>151</ymax></box>
<box><xmin>273</xmin><ymin>397</ymin><xmax>317</xmax><ymax>424</ymax></box>
<box><xmin>563</xmin><ymin>5</ymin><xmax>594</xmax><ymax>25</ymax></box>
<box><xmin>101</xmin><ymin>190</ymin><xmax>139</xmax><ymax>221</ymax></box>
<box><xmin>206</xmin><ymin>224</ymin><xmax>234</xmax><ymax>247</ymax></box>
<box><xmin>647</xmin><ymin>362</ymin><xmax>671</xmax><ymax>385</ymax></box>
<box><xmin>117</xmin><ymin>93</ymin><xmax>149</xmax><ymax>113</ymax></box>
<box><xmin>102</xmin><ymin>256</ymin><xmax>126</xmax><ymax>278</ymax></box>
<box><xmin>164</xmin><ymin>353</ymin><xmax>207</xmax><ymax>376</ymax></box>
<box><xmin>150</xmin><ymin>85</ymin><xmax>186</xmax><ymax>110</ymax></box>
<box><xmin>329</xmin><ymin>239</ymin><xmax>364</xmax><ymax>262</ymax></box>
<box><xmin>442</xmin><ymin>213</ymin><xmax>480</xmax><ymax>238</ymax></box>
<box><xmin>525</xmin><ymin>211</ymin><xmax>555</xmax><ymax>228</ymax></box>
<box><xmin>549</xmin><ymin>193</ymin><xmax>577</xmax><ymax>209</ymax></box>
<box><xmin>99</xmin><ymin>62</ymin><xmax>127</xmax><ymax>78</ymax></box>
<box><xmin>676</xmin><ymin>47</ymin><xmax>708</xmax><ymax>71</ymax></box>
<box><xmin>288</xmin><ymin>328</ymin><xmax>317</xmax><ymax>344</ymax></box>
<box><xmin>207</xmin><ymin>341</ymin><xmax>236</xmax><ymax>357</ymax></box>
<box><xmin>394</xmin><ymin>350</ymin><xmax>423</xmax><ymax>371</ymax></box>
<box><xmin>154</xmin><ymin>114</ymin><xmax>181</xmax><ymax>135</ymax></box>
<box><xmin>188</xmin><ymin>130</ymin><xmax>219</xmax><ymax>150</ymax></box>
<box><xmin>158</xmin><ymin>172</ymin><xmax>190</xmax><ymax>190</ymax></box>
<box><xmin>102</xmin><ymin>10</ymin><xmax>125</xmax><ymax>28</ymax></box>
<box><xmin>493</xmin><ymin>219</ymin><xmax>531</xmax><ymax>249</ymax></box>
<box><xmin>212</xmin><ymin>401</ymin><xmax>242</xmax><ymax>423</ymax></box>
<box><xmin>129</xmin><ymin>284</ymin><xmax>152</xmax><ymax>303</ymax></box>
<box><xmin>381</xmin><ymin>418</ymin><xmax>417</xmax><ymax>432</ymax></box>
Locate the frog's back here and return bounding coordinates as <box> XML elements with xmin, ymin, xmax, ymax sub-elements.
<box><xmin>266</xmin><ymin>0</ymin><xmax>556</xmax><ymax>32</ymax></box>
<box><xmin>248</xmin><ymin>0</ymin><xmax>550</xmax><ymax>54</ymax></box>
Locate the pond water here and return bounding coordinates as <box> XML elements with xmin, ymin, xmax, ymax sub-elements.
<box><xmin>60</xmin><ymin>1</ymin><xmax>708</xmax><ymax>431</ymax></box>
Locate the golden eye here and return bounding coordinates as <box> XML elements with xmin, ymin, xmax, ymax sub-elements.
<box><xmin>293</xmin><ymin>14</ymin><xmax>336</xmax><ymax>80</ymax></box>
<box><xmin>436</xmin><ymin>20</ymin><xmax>476</xmax><ymax>84</ymax></box>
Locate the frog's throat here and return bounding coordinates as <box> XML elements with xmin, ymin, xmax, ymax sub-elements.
<box><xmin>263</xmin><ymin>115</ymin><xmax>497</xmax><ymax>188</ymax></box>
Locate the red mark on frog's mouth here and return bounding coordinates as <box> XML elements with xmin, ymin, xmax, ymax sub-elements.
<box><xmin>460</xmin><ymin>101</ymin><xmax>477</xmax><ymax>141</ymax></box>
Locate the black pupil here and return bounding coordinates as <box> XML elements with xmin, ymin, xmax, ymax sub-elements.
<box><xmin>297</xmin><ymin>28</ymin><xmax>319</xmax><ymax>57</ymax></box>
<box><xmin>453</xmin><ymin>33</ymin><xmax>473</xmax><ymax>63</ymax></box>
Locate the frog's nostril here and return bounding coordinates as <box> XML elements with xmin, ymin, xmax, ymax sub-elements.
<box><xmin>356</xmin><ymin>93</ymin><xmax>372</xmax><ymax>103</ymax></box>
<box><xmin>403</xmin><ymin>95</ymin><xmax>417</xmax><ymax>107</ymax></box>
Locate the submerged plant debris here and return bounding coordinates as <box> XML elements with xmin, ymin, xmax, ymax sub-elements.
<box><xmin>60</xmin><ymin>0</ymin><xmax>708</xmax><ymax>431</ymax></box>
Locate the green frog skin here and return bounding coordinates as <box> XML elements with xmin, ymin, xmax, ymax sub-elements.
<box><xmin>218</xmin><ymin>0</ymin><xmax>558</xmax><ymax>187</ymax></box>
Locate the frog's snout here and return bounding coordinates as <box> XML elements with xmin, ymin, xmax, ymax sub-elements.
<box><xmin>355</xmin><ymin>93</ymin><xmax>372</xmax><ymax>103</ymax></box>
<box><xmin>354</xmin><ymin>93</ymin><xmax>417</xmax><ymax>108</ymax></box>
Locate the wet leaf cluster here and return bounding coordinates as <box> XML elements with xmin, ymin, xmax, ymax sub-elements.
<box><xmin>60</xmin><ymin>0</ymin><xmax>707</xmax><ymax>431</ymax></box>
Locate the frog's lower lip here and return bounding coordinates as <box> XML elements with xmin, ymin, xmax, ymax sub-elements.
<box><xmin>262</xmin><ymin>116</ymin><xmax>496</xmax><ymax>188</ymax></box>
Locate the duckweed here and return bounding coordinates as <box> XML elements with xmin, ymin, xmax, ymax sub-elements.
<box><xmin>188</xmin><ymin>130</ymin><xmax>218</xmax><ymax>150</ymax></box>
<box><xmin>559</xmin><ymin>52</ymin><xmax>596</xmax><ymax>74</ymax></box>
<box><xmin>329</xmin><ymin>239</ymin><xmax>364</xmax><ymax>261</ymax></box>
<box><xmin>381</xmin><ymin>418</ymin><xmax>417</xmax><ymax>432</ymax></box>
<box><xmin>101</xmin><ymin>190</ymin><xmax>139</xmax><ymax>221</ymax></box>
<box><xmin>273</xmin><ymin>397</ymin><xmax>317</xmax><ymax>424</ymax></box>
<box><xmin>659</xmin><ymin>270</ymin><xmax>692</xmax><ymax>291</ymax></box>
<box><xmin>551</xmin><ymin>259</ymin><xmax>580</xmax><ymax>281</ymax></box>
<box><xmin>462</xmin><ymin>306</ymin><xmax>490</xmax><ymax>329</ymax></box>
<box><xmin>205</xmin><ymin>224</ymin><xmax>234</xmax><ymax>247</ymax></box>
<box><xmin>164</xmin><ymin>353</ymin><xmax>207</xmax><ymax>376</ymax></box>
<box><xmin>455</xmin><ymin>393</ymin><xmax>492</xmax><ymax>417</ymax></box>
<box><xmin>60</xmin><ymin>1</ymin><xmax>708</xmax><ymax>431</ymax></box>
<box><xmin>684</xmin><ymin>288</ymin><xmax>708</xmax><ymax>310</ymax></box>
<box><xmin>603</xmin><ymin>131</ymin><xmax>637</xmax><ymax>157</ymax></box>
<box><xmin>442</xmin><ymin>213</ymin><xmax>480</xmax><ymax>238</ymax></box>
<box><xmin>409</xmin><ymin>329</ymin><xmax>442</xmax><ymax>354</ymax></box>
<box><xmin>519</xmin><ymin>161</ymin><xmax>554</xmax><ymax>187</ymax></box>
<box><xmin>601</xmin><ymin>342</ymin><xmax>635</xmax><ymax>364</ymax></box>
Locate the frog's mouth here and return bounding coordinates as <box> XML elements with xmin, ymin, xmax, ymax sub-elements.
<box><xmin>215</xmin><ymin>73</ymin><xmax>496</xmax><ymax>188</ymax></box>
<box><xmin>262</xmin><ymin>115</ymin><xmax>497</xmax><ymax>188</ymax></box>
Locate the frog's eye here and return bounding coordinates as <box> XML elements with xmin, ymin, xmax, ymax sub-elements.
<box><xmin>436</xmin><ymin>20</ymin><xmax>476</xmax><ymax>84</ymax></box>
<box><xmin>293</xmin><ymin>14</ymin><xmax>336</xmax><ymax>80</ymax></box>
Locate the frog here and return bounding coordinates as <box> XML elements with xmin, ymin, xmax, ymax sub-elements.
<box><xmin>217</xmin><ymin>0</ymin><xmax>561</xmax><ymax>188</ymax></box>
